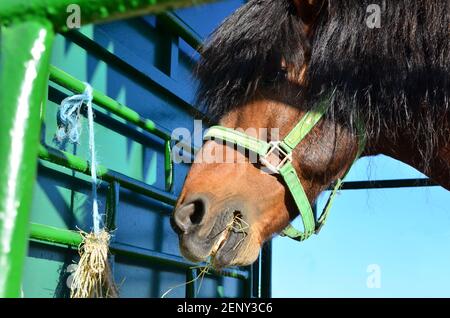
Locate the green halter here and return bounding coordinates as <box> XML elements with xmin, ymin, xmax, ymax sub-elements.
<box><xmin>203</xmin><ymin>98</ymin><xmax>366</xmax><ymax>242</ymax></box>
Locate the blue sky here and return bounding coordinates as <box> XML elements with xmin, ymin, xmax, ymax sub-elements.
<box><xmin>177</xmin><ymin>1</ymin><xmax>450</xmax><ymax>297</ymax></box>
<box><xmin>273</xmin><ymin>155</ymin><xmax>450</xmax><ymax>297</ymax></box>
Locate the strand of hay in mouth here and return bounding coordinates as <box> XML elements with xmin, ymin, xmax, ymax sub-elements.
<box><xmin>230</xmin><ymin>214</ymin><xmax>249</xmax><ymax>233</ymax></box>
<box><xmin>70</xmin><ymin>229</ymin><xmax>118</xmax><ymax>298</ymax></box>
<box><xmin>229</xmin><ymin>214</ymin><xmax>249</xmax><ymax>251</ymax></box>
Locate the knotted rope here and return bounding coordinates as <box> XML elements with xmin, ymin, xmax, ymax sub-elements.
<box><xmin>56</xmin><ymin>84</ymin><xmax>118</xmax><ymax>298</ymax></box>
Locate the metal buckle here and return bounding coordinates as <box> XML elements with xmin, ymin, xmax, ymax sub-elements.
<box><xmin>260</xmin><ymin>141</ymin><xmax>292</xmax><ymax>174</ymax></box>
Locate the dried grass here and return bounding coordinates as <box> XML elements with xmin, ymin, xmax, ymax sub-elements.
<box><xmin>70</xmin><ymin>229</ymin><xmax>118</xmax><ymax>298</ymax></box>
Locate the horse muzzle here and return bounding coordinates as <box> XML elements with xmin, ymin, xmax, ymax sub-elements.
<box><xmin>171</xmin><ymin>194</ymin><xmax>254</xmax><ymax>268</ymax></box>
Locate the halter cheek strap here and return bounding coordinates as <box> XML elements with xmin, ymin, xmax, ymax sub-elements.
<box><xmin>203</xmin><ymin>98</ymin><xmax>366</xmax><ymax>242</ymax></box>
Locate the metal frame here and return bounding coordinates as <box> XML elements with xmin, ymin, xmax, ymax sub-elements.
<box><xmin>0</xmin><ymin>0</ymin><xmax>215</xmax><ymax>33</ymax></box>
<box><xmin>0</xmin><ymin>19</ymin><xmax>55</xmax><ymax>298</ymax></box>
<box><xmin>337</xmin><ymin>178</ymin><xmax>437</xmax><ymax>190</ymax></box>
<box><xmin>0</xmin><ymin>0</ymin><xmax>439</xmax><ymax>299</ymax></box>
<box><xmin>41</xmin><ymin>66</ymin><xmax>253</xmax><ymax>296</ymax></box>
<box><xmin>0</xmin><ymin>0</ymin><xmax>257</xmax><ymax>298</ymax></box>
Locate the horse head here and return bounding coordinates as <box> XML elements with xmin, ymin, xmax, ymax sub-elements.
<box><xmin>171</xmin><ymin>0</ymin><xmax>450</xmax><ymax>268</ymax></box>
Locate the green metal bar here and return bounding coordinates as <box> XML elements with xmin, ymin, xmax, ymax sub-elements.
<box><xmin>260</xmin><ymin>241</ymin><xmax>272</xmax><ymax>298</ymax></box>
<box><xmin>0</xmin><ymin>20</ymin><xmax>55</xmax><ymax>297</ymax></box>
<box><xmin>158</xmin><ymin>12</ymin><xmax>203</xmax><ymax>50</ymax></box>
<box><xmin>39</xmin><ymin>74</ymin><xmax>49</xmax><ymax>138</ymax></box>
<box><xmin>164</xmin><ymin>140</ymin><xmax>174</xmax><ymax>192</ymax></box>
<box><xmin>30</xmin><ymin>223</ymin><xmax>82</xmax><ymax>247</ymax></box>
<box><xmin>105</xmin><ymin>181</ymin><xmax>120</xmax><ymax>231</ymax></box>
<box><xmin>49</xmin><ymin>65</ymin><xmax>170</xmax><ymax>140</ymax></box>
<box><xmin>29</xmin><ymin>222</ymin><xmax>248</xmax><ymax>280</ymax></box>
<box><xmin>38</xmin><ymin>144</ymin><xmax>178</xmax><ymax>205</ymax></box>
<box><xmin>337</xmin><ymin>178</ymin><xmax>438</xmax><ymax>190</ymax></box>
<box><xmin>251</xmin><ymin>254</ymin><xmax>261</xmax><ymax>298</ymax></box>
<box><xmin>185</xmin><ymin>268</ymin><xmax>197</xmax><ymax>298</ymax></box>
<box><xmin>0</xmin><ymin>0</ymin><xmax>216</xmax><ymax>31</ymax></box>
<box><xmin>243</xmin><ymin>265</ymin><xmax>252</xmax><ymax>298</ymax></box>
<box><xmin>49</xmin><ymin>65</ymin><xmax>198</xmax><ymax>156</ymax></box>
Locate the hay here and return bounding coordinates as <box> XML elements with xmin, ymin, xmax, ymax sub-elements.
<box><xmin>230</xmin><ymin>213</ymin><xmax>249</xmax><ymax>250</ymax></box>
<box><xmin>70</xmin><ymin>229</ymin><xmax>118</xmax><ymax>298</ymax></box>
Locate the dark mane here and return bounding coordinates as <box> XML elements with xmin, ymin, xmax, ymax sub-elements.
<box><xmin>196</xmin><ymin>0</ymin><xmax>308</xmax><ymax>119</ymax></box>
<box><xmin>196</xmin><ymin>0</ymin><xmax>450</xmax><ymax>165</ymax></box>
<box><xmin>308</xmin><ymin>0</ymin><xmax>450</xmax><ymax>164</ymax></box>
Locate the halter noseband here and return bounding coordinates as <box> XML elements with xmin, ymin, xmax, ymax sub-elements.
<box><xmin>203</xmin><ymin>98</ymin><xmax>366</xmax><ymax>242</ymax></box>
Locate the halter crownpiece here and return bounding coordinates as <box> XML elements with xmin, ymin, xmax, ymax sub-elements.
<box><xmin>203</xmin><ymin>97</ymin><xmax>366</xmax><ymax>242</ymax></box>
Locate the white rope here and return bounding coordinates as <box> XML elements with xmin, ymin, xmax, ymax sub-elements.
<box><xmin>56</xmin><ymin>83</ymin><xmax>101</xmax><ymax>234</ymax></box>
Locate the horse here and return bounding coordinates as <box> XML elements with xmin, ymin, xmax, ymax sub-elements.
<box><xmin>171</xmin><ymin>0</ymin><xmax>450</xmax><ymax>269</ymax></box>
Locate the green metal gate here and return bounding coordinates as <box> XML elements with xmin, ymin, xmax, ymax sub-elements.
<box><xmin>0</xmin><ymin>0</ymin><xmax>270</xmax><ymax>298</ymax></box>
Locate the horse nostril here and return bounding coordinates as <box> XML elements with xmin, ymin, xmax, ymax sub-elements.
<box><xmin>172</xmin><ymin>198</ymin><xmax>206</xmax><ymax>234</ymax></box>
<box><xmin>189</xmin><ymin>200</ymin><xmax>205</xmax><ymax>225</ymax></box>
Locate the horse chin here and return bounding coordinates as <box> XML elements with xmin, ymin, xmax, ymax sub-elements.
<box><xmin>211</xmin><ymin>232</ymin><xmax>261</xmax><ymax>268</ymax></box>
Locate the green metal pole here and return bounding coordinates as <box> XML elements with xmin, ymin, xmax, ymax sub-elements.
<box><xmin>38</xmin><ymin>144</ymin><xmax>178</xmax><ymax>205</ymax></box>
<box><xmin>185</xmin><ymin>268</ymin><xmax>197</xmax><ymax>298</ymax></box>
<box><xmin>105</xmin><ymin>181</ymin><xmax>120</xmax><ymax>232</ymax></box>
<box><xmin>29</xmin><ymin>222</ymin><xmax>248</xmax><ymax>280</ymax></box>
<box><xmin>30</xmin><ymin>223</ymin><xmax>82</xmax><ymax>247</ymax></box>
<box><xmin>0</xmin><ymin>20</ymin><xmax>54</xmax><ymax>297</ymax></box>
<box><xmin>251</xmin><ymin>254</ymin><xmax>261</xmax><ymax>298</ymax></box>
<box><xmin>49</xmin><ymin>66</ymin><xmax>199</xmax><ymax>154</ymax></box>
<box><xmin>164</xmin><ymin>140</ymin><xmax>174</xmax><ymax>192</ymax></box>
<box><xmin>260</xmin><ymin>241</ymin><xmax>272</xmax><ymax>298</ymax></box>
<box><xmin>49</xmin><ymin>66</ymin><xmax>170</xmax><ymax>140</ymax></box>
<box><xmin>0</xmin><ymin>0</ymin><xmax>216</xmax><ymax>32</ymax></box>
